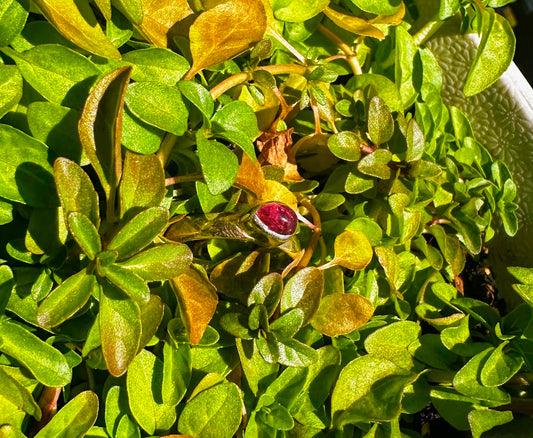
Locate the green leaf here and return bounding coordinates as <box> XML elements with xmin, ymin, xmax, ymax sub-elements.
<box><xmin>100</xmin><ymin>280</ymin><xmax>141</xmax><ymax>377</ymax></box>
<box><xmin>331</xmin><ymin>230</ymin><xmax>373</xmax><ymax>271</ymax></box>
<box><xmin>215</xmin><ymin>129</ymin><xmax>256</xmax><ymax>161</ymax></box>
<box><xmin>0</xmin><ymin>318</ymin><xmax>71</xmax><ymax>387</ymax></box>
<box><xmin>67</xmin><ymin>212</ymin><xmax>101</xmax><ymax>259</ymax></box>
<box><xmin>374</xmin><ymin>246</ymin><xmax>400</xmax><ymax>292</ymax></box>
<box><xmin>107</xmin><ymin>207</ymin><xmax>169</xmax><ymax>260</ymax></box>
<box><xmin>104</xmin><ymin>386</ymin><xmax>129</xmax><ymax>438</ymax></box>
<box><xmin>280</xmin><ymin>267</ymin><xmax>323</xmax><ymax>325</ymax></box>
<box><xmin>98</xmin><ymin>263</ymin><xmax>150</xmax><ymax>303</ymax></box>
<box><xmin>464</xmin><ymin>9</ymin><xmax>515</xmax><ymax>97</ymax></box>
<box><xmin>331</xmin><ymin>354</ymin><xmax>416</xmax><ymax>427</ymax></box>
<box><xmin>439</xmin><ymin>0</ymin><xmax>460</xmax><ymax>20</ymax></box>
<box><xmin>162</xmin><ymin>341</ymin><xmax>191</xmax><ymax>406</ymax></box>
<box><xmin>429</xmin><ymin>225</ymin><xmax>465</xmax><ymax>276</ymax></box>
<box><xmin>4</xmin><ymin>44</ymin><xmax>100</xmax><ymax>109</ymax></box>
<box><xmin>178</xmin><ymin>80</ymin><xmax>215</xmax><ymax>120</ymax></box>
<box><xmin>127</xmin><ymin>349</ymin><xmax>177</xmax><ymax>435</ymax></box>
<box><xmin>274</xmin><ymin>0</ymin><xmax>329</xmax><ymax>22</ymax></box>
<box><xmin>327</xmin><ymin>131</ymin><xmax>362</xmax><ymax>162</ymax></box>
<box><xmin>0</xmin><ymin>124</ymin><xmax>57</xmax><ymax>207</ymax></box>
<box><xmin>54</xmin><ymin>157</ymin><xmax>99</xmax><ymax>226</ymax></box>
<box><xmin>178</xmin><ymin>380</ymin><xmax>243</xmax><ymax>438</ymax></box>
<box><xmin>0</xmin><ymin>200</ymin><xmax>14</xmax><ymax>226</ymax></box>
<box><xmin>35</xmin><ymin>391</ymin><xmax>99</xmax><ymax>438</ymax></box>
<box><xmin>137</xmin><ymin>294</ymin><xmax>164</xmax><ymax>353</ymax></box>
<box><xmin>212</xmin><ymin>100</ymin><xmax>259</xmax><ymax>140</ymax></box>
<box><xmin>0</xmin><ymin>424</ymin><xmax>29</xmax><ymax>438</ymax></box>
<box><xmin>358</xmin><ymin>149</ymin><xmax>393</xmax><ymax>179</ymax></box>
<box><xmin>79</xmin><ymin>66</ymin><xmax>131</xmax><ymax>210</ymax></box>
<box><xmin>453</xmin><ymin>348</ymin><xmax>511</xmax><ymax>404</ymax></box>
<box><xmin>119</xmin><ymin>243</ymin><xmax>192</xmax><ymax>282</ymax></box>
<box><xmin>262</xmin><ymin>365</ymin><xmax>308</xmax><ymax>409</ymax></box>
<box><xmin>368</xmin><ymin>96</ymin><xmax>394</xmax><ymax>146</ymax></box>
<box><xmin>196</xmin><ymin>129</ymin><xmax>239</xmax><ymax>195</ymax></box>
<box><xmin>508</xmin><ymin>266</ymin><xmax>533</xmax><ymax>285</ymax></box>
<box><xmin>277</xmin><ymin>338</ymin><xmax>318</xmax><ymax>367</ymax></box>
<box><xmin>468</xmin><ymin>409</ymin><xmax>513</xmax><ymax>438</ymax></box>
<box><xmin>430</xmin><ymin>387</ymin><xmax>477</xmax><ymax>431</ymax></box>
<box><xmin>480</xmin><ymin>342</ymin><xmax>523</xmax><ymax>387</ymax></box>
<box><xmin>0</xmin><ymin>0</ymin><xmax>28</xmax><ymax>47</ymax></box>
<box><xmin>353</xmin><ymin>74</ymin><xmax>402</xmax><ymax>112</ymax></box>
<box><xmin>311</xmin><ymin>293</ymin><xmax>374</xmax><ymax>337</ymax></box>
<box><xmin>121</xmin><ymin>107</ymin><xmax>165</xmax><ymax>155</ymax></box>
<box><xmin>31</xmin><ymin>0</ymin><xmax>120</xmax><ymax>59</ymax></box>
<box><xmin>364</xmin><ymin>321</ymin><xmax>421</xmax><ymax>370</ymax></box>
<box><xmin>236</xmin><ymin>338</ymin><xmax>278</xmax><ymax>395</ymax></box>
<box><xmin>0</xmin><ymin>265</ymin><xmax>14</xmax><ymax>316</ymax></box>
<box><xmin>120</xmin><ymin>151</ymin><xmax>166</xmax><ymax>220</ymax></box>
<box><xmin>36</xmin><ymin>269</ymin><xmax>96</xmax><ymax>329</ymax></box>
<box><xmin>124</xmin><ymin>82</ymin><xmax>188</xmax><ymax>136</ymax></box>
<box><xmin>122</xmin><ymin>48</ymin><xmax>189</xmax><ymax>85</ymax></box>
<box><xmin>395</xmin><ymin>26</ymin><xmax>418</xmax><ymax>109</ymax></box>
<box><xmin>248</xmin><ymin>273</ymin><xmax>283</xmax><ymax>317</ymax></box>
<box><xmin>406</xmin><ymin>118</ymin><xmax>425</xmax><ymax>162</ymax></box>
<box><xmin>0</xmin><ymin>65</ymin><xmax>23</xmax><ymax>120</ymax></box>
<box><xmin>351</xmin><ymin>0</ymin><xmax>402</xmax><ymax>15</ymax></box>
<box><xmin>111</xmin><ymin>0</ymin><xmax>142</xmax><ymax>24</ymax></box>
<box><xmin>0</xmin><ymin>365</ymin><xmax>41</xmax><ymax>420</ymax></box>
<box><xmin>270</xmin><ymin>308</ymin><xmax>304</xmax><ymax>340</ymax></box>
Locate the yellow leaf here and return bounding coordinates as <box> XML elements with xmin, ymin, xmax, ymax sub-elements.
<box><xmin>186</xmin><ymin>0</ymin><xmax>267</xmax><ymax>79</ymax></box>
<box><xmin>311</xmin><ymin>293</ymin><xmax>374</xmax><ymax>337</ymax></box>
<box><xmin>32</xmin><ymin>0</ymin><xmax>121</xmax><ymax>59</ymax></box>
<box><xmin>370</xmin><ymin>2</ymin><xmax>406</xmax><ymax>26</ymax></box>
<box><xmin>171</xmin><ymin>266</ymin><xmax>218</xmax><ymax>345</ymax></box>
<box><xmin>323</xmin><ymin>6</ymin><xmax>385</xmax><ymax>40</ymax></box>
<box><xmin>234</xmin><ymin>153</ymin><xmax>265</xmax><ymax>198</ymax></box>
<box><xmin>333</xmin><ymin>230</ymin><xmax>373</xmax><ymax>271</ymax></box>
<box><xmin>257</xmin><ymin>180</ymin><xmax>298</xmax><ymax>210</ymax></box>
<box><xmin>138</xmin><ymin>0</ymin><xmax>194</xmax><ymax>47</ymax></box>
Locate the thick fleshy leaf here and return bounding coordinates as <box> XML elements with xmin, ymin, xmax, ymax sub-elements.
<box><xmin>196</xmin><ymin>129</ymin><xmax>239</xmax><ymax>195</ymax></box>
<box><xmin>123</xmin><ymin>48</ymin><xmax>190</xmax><ymax>85</ymax></box>
<box><xmin>280</xmin><ymin>267</ymin><xmax>324</xmax><ymax>325</ymax></box>
<box><xmin>331</xmin><ymin>230</ymin><xmax>373</xmax><ymax>271</ymax></box>
<box><xmin>104</xmin><ymin>386</ymin><xmax>128</xmax><ymax>437</ymax></box>
<box><xmin>480</xmin><ymin>341</ymin><xmax>524</xmax><ymax>387</ymax></box>
<box><xmin>31</xmin><ymin>0</ymin><xmax>120</xmax><ymax>59</ymax></box>
<box><xmin>0</xmin><ymin>365</ymin><xmax>41</xmax><ymax>420</ymax></box>
<box><xmin>126</xmin><ymin>349</ymin><xmax>177</xmax><ymax>435</ymax></box>
<box><xmin>121</xmin><ymin>107</ymin><xmax>165</xmax><ymax>155</ymax></box>
<box><xmin>352</xmin><ymin>0</ymin><xmax>402</xmax><ymax>15</ymax></box>
<box><xmin>67</xmin><ymin>212</ymin><xmax>101</xmax><ymax>259</ymax></box>
<box><xmin>394</xmin><ymin>25</ymin><xmax>418</xmax><ymax>109</ymax></box>
<box><xmin>311</xmin><ymin>293</ymin><xmax>374</xmax><ymax>337</ymax></box>
<box><xmin>327</xmin><ymin>131</ymin><xmax>362</xmax><ymax>162</ymax></box>
<box><xmin>368</xmin><ymin>96</ymin><xmax>394</xmax><ymax>145</ymax></box>
<box><xmin>237</xmin><ymin>338</ymin><xmax>279</xmax><ymax>395</ymax></box>
<box><xmin>0</xmin><ymin>125</ymin><xmax>57</xmax><ymax>207</ymax></box>
<box><xmin>4</xmin><ymin>44</ymin><xmax>100</xmax><ymax>109</ymax></box>
<box><xmin>34</xmin><ymin>391</ymin><xmax>99</xmax><ymax>438</ymax></box>
<box><xmin>98</xmin><ymin>263</ymin><xmax>150</xmax><ymax>303</ymax></box>
<box><xmin>248</xmin><ymin>273</ymin><xmax>283</xmax><ymax>317</ymax></box>
<box><xmin>36</xmin><ymin>270</ymin><xmax>96</xmax><ymax>329</ymax></box>
<box><xmin>119</xmin><ymin>244</ymin><xmax>192</xmax><ymax>281</ymax></box>
<box><xmin>137</xmin><ymin>294</ymin><xmax>165</xmax><ymax>353</ymax></box>
<box><xmin>54</xmin><ymin>157</ymin><xmax>99</xmax><ymax>226</ymax></box>
<box><xmin>468</xmin><ymin>409</ymin><xmax>513</xmax><ymax>438</ymax></box>
<box><xmin>120</xmin><ymin>151</ymin><xmax>166</xmax><ymax>220</ymax></box>
<box><xmin>162</xmin><ymin>341</ymin><xmax>191</xmax><ymax>406</ymax></box>
<box><xmin>112</xmin><ymin>0</ymin><xmax>142</xmax><ymax>24</ymax></box>
<box><xmin>331</xmin><ymin>354</ymin><xmax>416</xmax><ymax>426</ymax></box>
<box><xmin>186</xmin><ymin>0</ymin><xmax>267</xmax><ymax>79</ymax></box>
<box><xmin>124</xmin><ymin>82</ymin><xmax>188</xmax><ymax>136</ymax></box>
<box><xmin>178</xmin><ymin>80</ymin><xmax>214</xmax><ymax>120</ymax></box>
<box><xmin>323</xmin><ymin>6</ymin><xmax>384</xmax><ymax>40</ymax></box>
<box><xmin>107</xmin><ymin>207</ymin><xmax>169</xmax><ymax>260</ymax></box>
<box><xmin>0</xmin><ymin>318</ymin><xmax>71</xmax><ymax>387</ymax></box>
<box><xmin>0</xmin><ymin>0</ymin><xmax>28</xmax><ymax>47</ymax></box>
<box><xmin>100</xmin><ymin>280</ymin><xmax>141</xmax><ymax>377</ymax></box>
<box><xmin>405</xmin><ymin>118</ymin><xmax>425</xmax><ymax>162</ymax></box>
<box><xmin>358</xmin><ymin>149</ymin><xmax>393</xmax><ymax>179</ymax></box>
<box><xmin>137</xmin><ymin>0</ymin><xmax>194</xmax><ymax>47</ymax></box>
<box><xmin>79</xmin><ymin>66</ymin><xmax>131</xmax><ymax>210</ymax></box>
<box><xmin>464</xmin><ymin>9</ymin><xmax>515</xmax><ymax>97</ymax></box>
<box><xmin>178</xmin><ymin>380</ymin><xmax>243</xmax><ymax>438</ymax></box>
<box><xmin>0</xmin><ymin>65</ymin><xmax>23</xmax><ymax>120</ymax></box>
<box><xmin>274</xmin><ymin>0</ymin><xmax>329</xmax><ymax>22</ymax></box>
<box><xmin>170</xmin><ymin>266</ymin><xmax>218</xmax><ymax>345</ymax></box>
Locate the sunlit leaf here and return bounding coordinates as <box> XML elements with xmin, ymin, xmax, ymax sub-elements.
<box><xmin>274</xmin><ymin>0</ymin><xmax>329</xmax><ymax>22</ymax></box>
<box><xmin>311</xmin><ymin>293</ymin><xmax>374</xmax><ymax>337</ymax></box>
<box><xmin>323</xmin><ymin>6</ymin><xmax>384</xmax><ymax>40</ymax></box>
<box><xmin>171</xmin><ymin>266</ymin><xmax>218</xmax><ymax>345</ymax></box>
<box><xmin>0</xmin><ymin>65</ymin><xmax>23</xmax><ymax>120</ymax></box>
<box><xmin>31</xmin><ymin>0</ymin><xmax>120</xmax><ymax>59</ymax></box>
<box><xmin>186</xmin><ymin>0</ymin><xmax>267</xmax><ymax>79</ymax></box>
<box><xmin>331</xmin><ymin>230</ymin><xmax>373</xmax><ymax>271</ymax></box>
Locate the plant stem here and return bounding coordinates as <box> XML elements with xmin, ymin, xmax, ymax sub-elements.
<box><xmin>165</xmin><ymin>172</ymin><xmax>203</xmax><ymax>186</ymax></box>
<box><xmin>413</xmin><ymin>20</ymin><xmax>444</xmax><ymax>46</ymax></box>
<box><xmin>210</xmin><ymin>64</ymin><xmax>309</xmax><ymax>100</ymax></box>
<box><xmin>157</xmin><ymin>133</ymin><xmax>178</xmax><ymax>167</ymax></box>
<box><xmin>266</xmin><ymin>26</ymin><xmax>307</xmax><ymax>64</ymax></box>
<box><xmin>318</xmin><ymin>24</ymin><xmax>362</xmax><ymax>75</ymax></box>
<box><xmin>297</xmin><ymin>198</ymin><xmax>322</xmax><ymax>269</ymax></box>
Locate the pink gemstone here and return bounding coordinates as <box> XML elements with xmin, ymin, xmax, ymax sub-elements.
<box><xmin>254</xmin><ymin>202</ymin><xmax>297</xmax><ymax>238</ymax></box>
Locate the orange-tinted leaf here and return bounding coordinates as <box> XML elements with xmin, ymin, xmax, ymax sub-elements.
<box><xmin>32</xmin><ymin>0</ymin><xmax>121</xmax><ymax>59</ymax></box>
<box><xmin>138</xmin><ymin>0</ymin><xmax>194</xmax><ymax>47</ymax></box>
<box><xmin>79</xmin><ymin>66</ymin><xmax>132</xmax><ymax>214</ymax></box>
<box><xmin>186</xmin><ymin>0</ymin><xmax>267</xmax><ymax>79</ymax></box>
<box><xmin>234</xmin><ymin>153</ymin><xmax>265</xmax><ymax>198</ymax></box>
<box><xmin>311</xmin><ymin>293</ymin><xmax>374</xmax><ymax>337</ymax></box>
<box><xmin>257</xmin><ymin>128</ymin><xmax>304</xmax><ymax>182</ymax></box>
<box><xmin>171</xmin><ymin>266</ymin><xmax>218</xmax><ymax>345</ymax></box>
<box><xmin>323</xmin><ymin>6</ymin><xmax>384</xmax><ymax>40</ymax></box>
<box><xmin>332</xmin><ymin>230</ymin><xmax>373</xmax><ymax>271</ymax></box>
<box><xmin>257</xmin><ymin>180</ymin><xmax>298</xmax><ymax>210</ymax></box>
